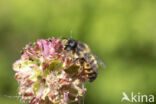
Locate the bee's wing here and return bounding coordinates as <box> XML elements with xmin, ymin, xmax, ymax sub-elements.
<box><xmin>92</xmin><ymin>54</ymin><xmax>106</xmax><ymax>68</ymax></box>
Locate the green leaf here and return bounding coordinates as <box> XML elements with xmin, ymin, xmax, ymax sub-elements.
<box><xmin>65</xmin><ymin>65</ymin><xmax>80</xmax><ymax>75</ymax></box>
<box><xmin>33</xmin><ymin>82</ymin><xmax>40</xmax><ymax>95</ymax></box>
<box><xmin>43</xmin><ymin>60</ymin><xmax>64</xmax><ymax>77</ymax></box>
<box><xmin>30</xmin><ymin>69</ymin><xmax>41</xmax><ymax>80</ymax></box>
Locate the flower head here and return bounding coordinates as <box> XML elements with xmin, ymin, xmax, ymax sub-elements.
<box><xmin>13</xmin><ymin>37</ymin><xmax>86</xmax><ymax>104</ymax></box>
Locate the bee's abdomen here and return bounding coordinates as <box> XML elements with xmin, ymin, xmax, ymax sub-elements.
<box><xmin>84</xmin><ymin>66</ymin><xmax>98</xmax><ymax>82</ymax></box>
<box><xmin>77</xmin><ymin>57</ymin><xmax>98</xmax><ymax>82</ymax></box>
<box><xmin>88</xmin><ymin>72</ymin><xmax>97</xmax><ymax>82</ymax></box>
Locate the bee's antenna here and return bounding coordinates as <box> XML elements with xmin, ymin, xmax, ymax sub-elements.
<box><xmin>70</xmin><ymin>30</ymin><xmax>72</xmax><ymax>39</ymax></box>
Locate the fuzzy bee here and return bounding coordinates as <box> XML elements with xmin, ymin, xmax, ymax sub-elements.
<box><xmin>64</xmin><ymin>38</ymin><xmax>105</xmax><ymax>82</ymax></box>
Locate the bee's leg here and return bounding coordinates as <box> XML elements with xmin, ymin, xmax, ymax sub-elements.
<box><xmin>73</xmin><ymin>58</ymin><xmax>79</xmax><ymax>63</ymax></box>
<box><xmin>73</xmin><ymin>57</ymin><xmax>86</xmax><ymax>65</ymax></box>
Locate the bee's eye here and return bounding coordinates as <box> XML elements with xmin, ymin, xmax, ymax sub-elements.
<box><xmin>69</xmin><ymin>41</ymin><xmax>75</xmax><ymax>46</ymax></box>
<box><xmin>68</xmin><ymin>40</ymin><xmax>77</xmax><ymax>48</ymax></box>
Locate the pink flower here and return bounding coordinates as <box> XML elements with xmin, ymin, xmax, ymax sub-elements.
<box><xmin>13</xmin><ymin>37</ymin><xmax>86</xmax><ymax>104</ymax></box>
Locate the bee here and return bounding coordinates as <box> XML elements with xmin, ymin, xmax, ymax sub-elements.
<box><xmin>64</xmin><ymin>38</ymin><xmax>105</xmax><ymax>82</ymax></box>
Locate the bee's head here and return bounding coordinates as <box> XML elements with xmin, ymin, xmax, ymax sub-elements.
<box><xmin>64</xmin><ymin>39</ymin><xmax>78</xmax><ymax>51</ymax></box>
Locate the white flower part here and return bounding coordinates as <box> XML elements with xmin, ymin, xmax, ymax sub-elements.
<box><xmin>73</xmin><ymin>79</ymin><xmax>80</xmax><ymax>86</ymax></box>
<box><xmin>42</xmin><ymin>87</ymin><xmax>50</xmax><ymax>100</ymax></box>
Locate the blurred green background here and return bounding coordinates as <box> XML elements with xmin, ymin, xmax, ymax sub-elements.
<box><xmin>0</xmin><ymin>0</ymin><xmax>156</xmax><ymax>104</ymax></box>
